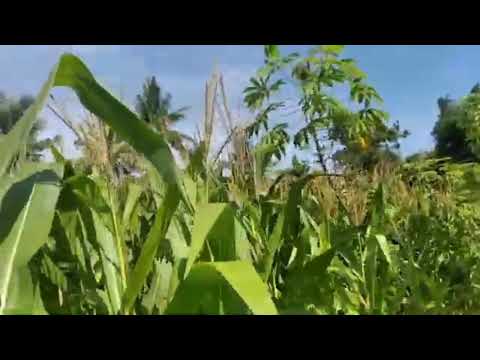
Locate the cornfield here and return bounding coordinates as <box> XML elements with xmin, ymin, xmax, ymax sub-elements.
<box><xmin>2</xmin><ymin>47</ymin><xmax>480</xmax><ymax>315</ymax></box>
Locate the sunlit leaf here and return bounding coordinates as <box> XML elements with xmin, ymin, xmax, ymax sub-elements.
<box><xmin>166</xmin><ymin>261</ymin><xmax>277</xmax><ymax>315</ymax></box>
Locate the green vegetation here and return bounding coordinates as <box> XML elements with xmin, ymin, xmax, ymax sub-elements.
<box><xmin>1</xmin><ymin>46</ymin><xmax>480</xmax><ymax>315</ymax></box>
<box><xmin>0</xmin><ymin>92</ymin><xmax>61</xmax><ymax>164</ymax></box>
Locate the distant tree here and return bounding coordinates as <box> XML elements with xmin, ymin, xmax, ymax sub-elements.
<box><xmin>135</xmin><ymin>77</ymin><xmax>189</xmax><ymax>131</ymax></box>
<box><xmin>135</xmin><ymin>76</ymin><xmax>193</xmax><ymax>159</ymax></box>
<box><xmin>471</xmin><ymin>83</ymin><xmax>480</xmax><ymax>94</ymax></box>
<box><xmin>331</xmin><ymin>114</ymin><xmax>409</xmax><ymax>171</ymax></box>
<box><xmin>432</xmin><ymin>89</ymin><xmax>479</xmax><ymax>162</ymax></box>
<box><xmin>0</xmin><ymin>92</ymin><xmax>61</xmax><ymax>162</ymax></box>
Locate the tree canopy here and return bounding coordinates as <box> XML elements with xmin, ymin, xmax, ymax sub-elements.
<box><xmin>135</xmin><ymin>76</ymin><xmax>193</xmax><ymax>159</ymax></box>
<box><xmin>432</xmin><ymin>86</ymin><xmax>480</xmax><ymax>162</ymax></box>
<box><xmin>0</xmin><ymin>92</ymin><xmax>61</xmax><ymax>162</ymax></box>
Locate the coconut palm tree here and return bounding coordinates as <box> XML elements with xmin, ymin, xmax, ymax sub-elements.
<box><xmin>135</xmin><ymin>76</ymin><xmax>194</xmax><ymax>159</ymax></box>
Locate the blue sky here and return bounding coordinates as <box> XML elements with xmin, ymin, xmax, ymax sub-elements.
<box><xmin>1</xmin><ymin>45</ymin><xmax>480</xmax><ymax>161</ymax></box>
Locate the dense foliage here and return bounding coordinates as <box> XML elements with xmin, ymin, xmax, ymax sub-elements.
<box><xmin>1</xmin><ymin>46</ymin><xmax>480</xmax><ymax>315</ymax></box>
<box><xmin>0</xmin><ymin>92</ymin><xmax>61</xmax><ymax>163</ymax></box>
<box><xmin>432</xmin><ymin>85</ymin><xmax>480</xmax><ymax>162</ymax></box>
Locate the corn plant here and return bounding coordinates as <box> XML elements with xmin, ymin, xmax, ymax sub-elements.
<box><xmin>2</xmin><ymin>47</ymin><xmax>480</xmax><ymax>315</ymax></box>
<box><xmin>0</xmin><ymin>54</ymin><xmax>276</xmax><ymax>315</ymax></box>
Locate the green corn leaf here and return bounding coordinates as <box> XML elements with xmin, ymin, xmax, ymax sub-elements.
<box><xmin>166</xmin><ymin>261</ymin><xmax>277</xmax><ymax>315</ymax></box>
<box><xmin>122</xmin><ymin>183</ymin><xmax>143</xmax><ymax>226</ymax></box>
<box><xmin>182</xmin><ymin>174</ymin><xmax>197</xmax><ymax>210</ymax></box>
<box><xmin>185</xmin><ymin>203</ymin><xmax>251</xmax><ymax>277</ymax></box>
<box><xmin>375</xmin><ymin>234</ymin><xmax>392</xmax><ymax>265</ymax></box>
<box><xmin>165</xmin><ymin>217</ymin><xmax>190</xmax><ymax>260</ymax></box>
<box><xmin>122</xmin><ymin>184</ymin><xmax>180</xmax><ymax>313</ymax></box>
<box><xmin>262</xmin><ymin>211</ymin><xmax>285</xmax><ymax>281</ymax></box>
<box><xmin>0</xmin><ymin>63</ymin><xmax>60</xmax><ymax>177</ymax></box>
<box><xmin>185</xmin><ymin>203</ymin><xmax>228</xmax><ymax>275</ymax></box>
<box><xmin>91</xmin><ymin>210</ymin><xmax>123</xmax><ymax>315</ymax></box>
<box><xmin>1</xmin><ymin>266</ymin><xmax>47</xmax><ymax>315</ymax></box>
<box><xmin>2</xmin><ymin>52</ymin><xmax>185</xmax><ymax>205</ymax></box>
<box><xmin>364</xmin><ymin>234</ymin><xmax>378</xmax><ymax>314</ymax></box>
<box><xmin>0</xmin><ymin>162</ymin><xmax>63</xmax><ymax>314</ymax></box>
<box><xmin>142</xmin><ymin>259</ymin><xmax>173</xmax><ymax>314</ymax></box>
<box><xmin>53</xmin><ymin>54</ymin><xmax>182</xmax><ymax>191</ymax></box>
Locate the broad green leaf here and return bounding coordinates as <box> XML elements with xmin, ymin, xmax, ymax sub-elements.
<box><xmin>364</xmin><ymin>234</ymin><xmax>378</xmax><ymax>313</ymax></box>
<box><xmin>375</xmin><ymin>234</ymin><xmax>392</xmax><ymax>265</ymax></box>
<box><xmin>104</xmin><ymin>184</ymin><xmax>128</xmax><ymax>287</ymax></box>
<box><xmin>264</xmin><ymin>45</ymin><xmax>281</xmax><ymax>61</ymax></box>
<box><xmin>40</xmin><ymin>252</ymin><xmax>68</xmax><ymax>291</ymax></box>
<box><xmin>142</xmin><ymin>259</ymin><xmax>172</xmax><ymax>314</ymax></box>
<box><xmin>91</xmin><ymin>210</ymin><xmax>123</xmax><ymax>315</ymax></box>
<box><xmin>182</xmin><ymin>174</ymin><xmax>197</xmax><ymax>210</ymax></box>
<box><xmin>321</xmin><ymin>45</ymin><xmax>345</xmax><ymax>56</ymax></box>
<box><xmin>185</xmin><ymin>203</ymin><xmax>250</xmax><ymax>277</ymax></box>
<box><xmin>166</xmin><ymin>261</ymin><xmax>277</xmax><ymax>315</ymax></box>
<box><xmin>0</xmin><ymin>163</ymin><xmax>63</xmax><ymax>314</ymax></box>
<box><xmin>122</xmin><ymin>183</ymin><xmax>143</xmax><ymax>226</ymax></box>
<box><xmin>122</xmin><ymin>185</ymin><xmax>180</xmax><ymax>313</ymax></box>
<box><xmin>55</xmin><ymin>209</ymin><xmax>86</xmax><ymax>269</ymax></box>
<box><xmin>301</xmin><ymin>209</ymin><xmax>331</xmax><ymax>256</ymax></box>
<box><xmin>233</xmin><ymin>216</ymin><xmax>251</xmax><ymax>263</ymax></box>
<box><xmin>165</xmin><ymin>217</ymin><xmax>190</xmax><ymax>260</ymax></box>
<box><xmin>2</xmin><ymin>266</ymin><xmax>47</xmax><ymax>315</ymax></box>
<box><xmin>53</xmin><ymin>54</ymin><xmax>182</xmax><ymax>190</ymax></box>
<box><xmin>185</xmin><ymin>203</ymin><xmax>229</xmax><ymax>276</ymax></box>
<box><xmin>3</xmin><ymin>53</ymin><xmax>185</xmax><ymax>206</ymax></box>
<box><xmin>0</xmin><ymin>62</ymin><xmax>59</xmax><ymax>177</ymax></box>
<box><xmin>262</xmin><ymin>211</ymin><xmax>285</xmax><ymax>281</ymax></box>
<box><xmin>66</xmin><ymin>176</ymin><xmax>127</xmax><ymax>284</ymax></box>
<box><xmin>98</xmin><ymin>290</ymin><xmax>113</xmax><ymax>315</ymax></box>
<box><xmin>341</xmin><ymin>61</ymin><xmax>367</xmax><ymax>80</ymax></box>
<box><xmin>146</xmin><ymin>161</ymin><xmax>166</xmax><ymax>201</ymax></box>
<box><xmin>52</xmin><ymin>181</ymin><xmax>98</xmax><ymax>283</ymax></box>
<box><xmin>167</xmin><ymin>257</ymin><xmax>187</xmax><ymax>302</ymax></box>
<box><xmin>318</xmin><ymin>219</ymin><xmax>332</xmax><ymax>255</ymax></box>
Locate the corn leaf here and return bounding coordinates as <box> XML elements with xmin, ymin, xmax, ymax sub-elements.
<box><xmin>53</xmin><ymin>54</ymin><xmax>184</xmax><ymax>193</ymax></box>
<box><xmin>0</xmin><ymin>163</ymin><xmax>63</xmax><ymax>314</ymax></box>
<box><xmin>185</xmin><ymin>203</ymin><xmax>251</xmax><ymax>277</ymax></box>
<box><xmin>0</xmin><ymin>63</ymin><xmax>59</xmax><ymax>177</ymax></box>
<box><xmin>2</xmin><ymin>266</ymin><xmax>47</xmax><ymax>315</ymax></box>
<box><xmin>142</xmin><ymin>259</ymin><xmax>172</xmax><ymax>314</ymax></box>
<box><xmin>91</xmin><ymin>210</ymin><xmax>123</xmax><ymax>315</ymax></box>
<box><xmin>166</xmin><ymin>261</ymin><xmax>277</xmax><ymax>315</ymax></box>
<box><xmin>122</xmin><ymin>185</ymin><xmax>180</xmax><ymax>313</ymax></box>
<box><xmin>2</xmin><ymin>52</ymin><xmax>184</xmax><ymax>201</ymax></box>
<box><xmin>122</xmin><ymin>183</ymin><xmax>143</xmax><ymax>226</ymax></box>
<box><xmin>375</xmin><ymin>234</ymin><xmax>392</xmax><ymax>265</ymax></box>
